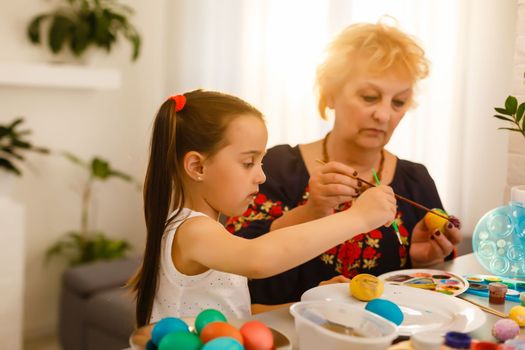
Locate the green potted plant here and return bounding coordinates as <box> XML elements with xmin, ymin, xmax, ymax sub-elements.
<box><xmin>493</xmin><ymin>95</ymin><xmax>525</xmax><ymax>140</ymax></box>
<box><xmin>46</xmin><ymin>153</ymin><xmax>139</xmax><ymax>265</ymax></box>
<box><xmin>0</xmin><ymin>117</ymin><xmax>49</xmax><ymax>177</ymax></box>
<box><xmin>27</xmin><ymin>0</ymin><xmax>141</xmax><ymax>62</ymax></box>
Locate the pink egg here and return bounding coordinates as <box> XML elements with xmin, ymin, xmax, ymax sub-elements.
<box><xmin>492</xmin><ymin>319</ymin><xmax>520</xmax><ymax>342</ymax></box>
<box><xmin>240</xmin><ymin>320</ymin><xmax>274</xmax><ymax>350</ymax></box>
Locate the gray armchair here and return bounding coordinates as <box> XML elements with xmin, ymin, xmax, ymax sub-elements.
<box><xmin>59</xmin><ymin>257</ymin><xmax>140</xmax><ymax>350</ymax></box>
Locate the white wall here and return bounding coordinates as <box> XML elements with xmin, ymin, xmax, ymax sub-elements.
<box><xmin>0</xmin><ymin>0</ymin><xmax>167</xmax><ymax>338</ymax></box>
<box><xmin>506</xmin><ymin>0</ymin><xmax>525</xmax><ymax>196</ymax></box>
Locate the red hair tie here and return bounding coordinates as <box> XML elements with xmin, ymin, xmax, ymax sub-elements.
<box><xmin>170</xmin><ymin>94</ymin><xmax>186</xmax><ymax>112</ymax></box>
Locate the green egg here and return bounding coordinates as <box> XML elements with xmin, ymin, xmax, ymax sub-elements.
<box><xmin>158</xmin><ymin>331</ymin><xmax>202</xmax><ymax>350</ymax></box>
<box><xmin>195</xmin><ymin>309</ymin><xmax>227</xmax><ymax>334</ymax></box>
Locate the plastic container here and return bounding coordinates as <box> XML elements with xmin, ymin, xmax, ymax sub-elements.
<box><xmin>411</xmin><ymin>330</ymin><xmax>443</xmax><ymax>350</ymax></box>
<box><xmin>443</xmin><ymin>331</ymin><xmax>471</xmax><ymax>349</ymax></box>
<box><xmin>472</xmin><ymin>185</ymin><xmax>525</xmax><ymax>277</ymax></box>
<box><xmin>289</xmin><ymin>300</ymin><xmax>397</xmax><ymax>350</ymax></box>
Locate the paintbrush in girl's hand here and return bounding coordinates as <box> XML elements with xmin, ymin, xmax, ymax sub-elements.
<box><xmin>314</xmin><ymin>159</ymin><xmax>450</xmax><ymax>222</ymax></box>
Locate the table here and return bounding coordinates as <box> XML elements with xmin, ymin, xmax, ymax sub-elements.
<box><xmin>251</xmin><ymin>253</ymin><xmax>525</xmax><ymax>349</ymax></box>
<box><xmin>124</xmin><ymin>253</ymin><xmax>525</xmax><ymax>350</ymax></box>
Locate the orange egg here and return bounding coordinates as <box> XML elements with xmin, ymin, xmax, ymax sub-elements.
<box><xmin>240</xmin><ymin>320</ymin><xmax>274</xmax><ymax>350</ymax></box>
<box><xmin>424</xmin><ymin>208</ymin><xmax>449</xmax><ymax>233</ymax></box>
<box><xmin>199</xmin><ymin>322</ymin><xmax>244</xmax><ymax>345</ymax></box>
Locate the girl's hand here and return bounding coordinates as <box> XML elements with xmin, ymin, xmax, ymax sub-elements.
<box><xmin>410</xmin><ymin>216</ymin><xmax>462</xmax><ymax>267</ymax></box>
<box><xmin>305</xmin><ymin>161</ymin><xmax>360</xmax><ymax>217</ymax></box>
<box><xmin>350</xmin><ymin>185</ymin><xmax>397</xmax><ymax>231</ymax></box>
<box><xmin>318</xmin><ymin>275</ymin><xmax>351</xmax><ymax>286</ymax></box>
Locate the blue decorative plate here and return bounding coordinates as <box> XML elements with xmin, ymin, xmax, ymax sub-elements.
<box><xmin>472</xmin><ymin>202</ymin><xmax>525</xmax><ymax>277</ymax></box>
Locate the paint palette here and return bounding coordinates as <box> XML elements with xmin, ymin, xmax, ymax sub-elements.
<box><xmin>464</xmin><ymin>274</ymin><xmax>525</xmax><ymax>302</ymax></box>
<box><xmin>378</xmin><ymin>269</ymin><xmax>469</xmax><ymax>296</ymax></box>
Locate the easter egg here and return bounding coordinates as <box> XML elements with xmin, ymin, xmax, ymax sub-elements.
<box><xmin>509</xmin><ymin>305</ymin><xmax>525</xmax><ymax>326</ymax></box>
<box><xmin>350</xmin><ymin>274</ymin><xmax>384</xmax><ymax>301</ymax></box>
<box><xmin>146</xmin><ymin>340</ymin><xmax>157</xmax><ymax>350</ymax></box>
<box><xmin>240</xmin><ymin>320</ymin><xmax>274</xmax><ymax>350</ymax></box>
<box><xmin>158</xmin><ymin>331</ymin><xmax>202</xmax><ymax>350</ymax></box>
<box><xmin>492</xmin><ymin>319</ymin><xmax>520</xmax><ymax>341</ymax></box>
<box><xmin>200</xmin><ymin>321</ymin><xmax>244</xmax><ymax>344</ymax></box>
<box><xmin>201</xmin><ymin>336</ymin><xmax>244</xmax><ymax>350</ymax></box>
<box><xmin>195</xmin><ymin>309</ymin><xmax>228</xmax><ymax>334</ymax></box>
<box><xmin>365</xmin><ymin>298</ymin><xmax>404</xmax><ymax>325</ymax></box>
<box><xmin>424</xmin><ymin>208</ymin><xmax>449</xmax><ymax>233</ymax></box>
<box><xmin>151</xmin><ymin>317</ymin><xmax>189</xmax><ymax>345</ymax></box>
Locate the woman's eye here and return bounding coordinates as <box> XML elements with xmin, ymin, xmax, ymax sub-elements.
<box><xmin>392</xmin><ymin>99</ymin><xmax>406</xmax><ymax>108</ymax></box>
<box><xmin>243</xmin><ymin>162</ymin><xmax>255</xmax><ymax>169</ymax></box>
<box><xmin>362</xmin><ymin>95</ymin><xmax>378</xmax><ymax>103</ymax></box>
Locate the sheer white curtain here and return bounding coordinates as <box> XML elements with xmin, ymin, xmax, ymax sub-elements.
<box><xmin>165</xmin><ymin>0</ymin><xmax>515</xmax><ymax>239</ymax></box>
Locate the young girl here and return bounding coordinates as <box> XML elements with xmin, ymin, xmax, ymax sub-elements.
<box><xmin>129</xmin><ymin>89</ymin><xmax>396</xmax><ymax>327</ymax></box>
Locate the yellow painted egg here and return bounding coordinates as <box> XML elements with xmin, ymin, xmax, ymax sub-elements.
<box><xmin>349</xmin><ymin>274</ymin><xmax>384</xmax><ymax>301</ymax></box>
<box><xmin>509</xmin><ymin>305</ymin><xmax>525</xmax><ymax>327</ymax></box>
<box><xmin>424</xmin><ymin>208</ymin><xmax>449</xmax><ymax>233</ymax></box>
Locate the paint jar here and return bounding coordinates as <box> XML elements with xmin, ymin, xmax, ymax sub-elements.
<box><xmin>488</xmin><ymin>282</ymin><xmax>508</xmax><ymax>304</ymax></box>
<box><xmin>520</xmin><ymin>292</ymin><xmax>525</xmax><ymax>307</ymax></box>
<box><xmin>471</xmin><ymin>341</ymin><xmax>499</xmax><ymax>350</ymax></box>
<box><xmin>443</xmin><ymin>331</ymin><xmax>471</xmax><ymax>349</ymax></box>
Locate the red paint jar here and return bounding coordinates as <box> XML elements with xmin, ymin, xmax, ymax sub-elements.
<box><xmin>488</xmin><ymin>282</ymin><xmax>507</xmax><ymax>304</ymax></box>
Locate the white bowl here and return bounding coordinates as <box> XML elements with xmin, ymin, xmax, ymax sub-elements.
<box><xmin>290</xmin><ymin>300</ymin><xmax>398</xmax><ymax>350</ymax></box>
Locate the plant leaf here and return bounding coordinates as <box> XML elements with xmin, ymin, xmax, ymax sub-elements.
<box><xmin>0</xmin><ymin>159</ymin><xmax>21</xmax><ymax>176</ymax></box>
<box><xmin>494</xmin><ymin>107</ymin><xmax>512</xmax><ymax>116</ymax></box>
<box><xmin>70</xmin><ymin>16</ymin><xmax>91</xmax><ymax>56</ymax></box>
<box><xmin>48</xmin><ymin>15</ymin><xmax>73</xmax><ymax>53</ymax></box>
<box><xmin>63</xmin><ymin>152</ymin><xmax>87</xmax><ymax>167</ymax></box>
<box><xmin>91</xmin><ymin>157</ymin><xmax>110</xmax><ymax>179</ymax></box>
<box><xmin>27</xmin><ymin>15</ymin><xmax>48</xmax><ymax>43</ymax></box>
<box><xmin>505</xmin><ymin>96</ymin><xmax>518</xmax><ymax>115</ymax></box>
<box><xmin>498</xmin><ymin>127</ymin><xmax>522</xmax><ymax>132</ymax></box>
<box><xmin>493</xmin><ymin>115</ymin><xmax>514</xmax><ymax>123</ymax></box>
<box><xmin>517</xmin><ymin>102</ymin><xmax>525</xmax><ymax>123</ymax></box>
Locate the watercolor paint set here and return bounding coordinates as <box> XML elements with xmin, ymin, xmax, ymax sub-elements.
<box><xmin>464</xmin><ymin>275</ymin><xmax>525</xmax><ymax>302</ymax></box>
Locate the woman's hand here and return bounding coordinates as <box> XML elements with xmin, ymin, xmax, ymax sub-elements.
<box><xmin>305</xmin><ymin>161</ymin><xmax>360</xmax><ymax>217</ymax></box>
<box><xmin>410</xmin><ymin>216</ymin><xmax>462</xmax><ymax>267</ymax></box>
<box><xmin>318</xmin><ymin>275</ymin><xmax>351</xmax><ymax>286</ymax></box>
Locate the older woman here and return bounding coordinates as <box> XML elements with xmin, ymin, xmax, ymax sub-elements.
<box><xmin>227</xmin><ymin>21</ymin><xmax>462</xmax><ymax>307</ymax></box>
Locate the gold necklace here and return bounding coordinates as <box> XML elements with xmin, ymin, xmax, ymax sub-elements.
<box><xmin>322</xmin><ymin>131</ymin><xmax>385</xmax><ymax>182</ymax></box>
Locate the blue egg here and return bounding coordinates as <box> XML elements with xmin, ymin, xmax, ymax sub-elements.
<box><xmin>365</xmin><ymin>298</ymin><xmax>404</xmax><ymax>325</ymax></box>
<box><xmin>151</xmin><ymin>317</ymin><xmax>190</xmax><ymax>345</ymax></box>
<box><xmin>201</xmin><ymin>337</ymin><xmax>244</xmax><ymax>350</ymax></box>
<box><xmin>146</xmin><ymin>339</ymin><xmax>157</xmax><ymax>350</ymax></box>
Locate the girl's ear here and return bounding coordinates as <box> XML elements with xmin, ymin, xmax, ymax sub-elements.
<box><xmin>184</xmin><ymin>151</ymin><xmax>205</xmax><ymax>182</ymax></box>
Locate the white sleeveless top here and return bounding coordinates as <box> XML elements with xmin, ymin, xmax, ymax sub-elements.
<box><xmin>150</xmin><ymin>208</ymin><xmax>251</xmax><ymax>323</ymax></box>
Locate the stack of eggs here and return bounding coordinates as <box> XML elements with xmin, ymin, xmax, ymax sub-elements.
<box><xmin>147</xmin><ymin>309</ymin><xmax>274</xmax><ymax>350</ymax></box>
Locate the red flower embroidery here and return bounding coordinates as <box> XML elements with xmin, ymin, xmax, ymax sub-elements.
<box><xmin>362</xmin><ymin>246</ymin><xmax>377</xmax><ymax>260</ymax></box>
<box><xmin>268</xmin><ymin>204</ymin><xmax>283</xmax><ymax>217</ymax></box>
<box><xmin>369</xmin><ymin>229</ymin><xmax>383</xmax><ymax>239</ymax></box>
<box><xmin>254</xmin><ymin>193</ymin><xmax>267</xmax><ymax>205</ymax></box>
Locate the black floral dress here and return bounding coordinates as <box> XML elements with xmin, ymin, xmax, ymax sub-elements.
<box><xmin>226</xmin><ymin>144</ymin><xmax>446</xmax><ymax>305</ymax></box>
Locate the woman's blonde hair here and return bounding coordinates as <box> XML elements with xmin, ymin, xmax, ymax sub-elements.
<box><xmin>316</xmin><ymin>21</ymin><xmax>430</xmax><ymax>119</ymax></box>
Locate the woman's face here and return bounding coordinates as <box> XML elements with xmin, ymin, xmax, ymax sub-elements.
<box><xmin>330</xmin><ymin>67</ymin><xmax>413</xmax><ymax>150</ymax></box>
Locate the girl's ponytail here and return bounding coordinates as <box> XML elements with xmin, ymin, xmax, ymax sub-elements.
<box><xmin>130</xmin><ymin>99</ymin><xmax>184</xmax><ymax>326</ymax></box>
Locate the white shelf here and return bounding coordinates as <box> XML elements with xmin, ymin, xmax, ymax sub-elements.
<box><xmin>0</xmin><ymin>62</ymin><xmax>121</xmax><ymax>90</ymax></box>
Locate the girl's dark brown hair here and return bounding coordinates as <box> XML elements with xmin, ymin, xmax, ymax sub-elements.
<box><xmin>128</xmin><ymin>89</ymin><xmax>263</xmax><ymax>327</ymax></box>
